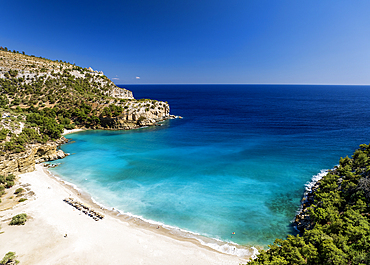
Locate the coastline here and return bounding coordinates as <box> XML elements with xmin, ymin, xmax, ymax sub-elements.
<box><xmin>0</xmin><ymin>164</ymin><xmax>252</xmax><ymax>264</ymax></box>
<box><xmin>46</xmin><ymin>165</ymin><xmax>259</xmax><ymax>259</ymax></box>
<box><xmin>62</xmin><ymin>128</ymin><xmax>87</xmax><ymax>136</ymax></box>
<box><xmin>293</xmin><ymin>169</ymin><xmax>329</xmax><ymax>232</ymax></box>
<box><xmin>57</xmin><ymin>128</ymin><xmax>258</xmax><ymax>259</ymax></box>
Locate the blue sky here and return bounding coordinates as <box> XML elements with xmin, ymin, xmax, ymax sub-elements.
<box><xmin>1</xmin><ymin>1</ymin><xmax>370</xmax><ymax>84</ymax></box>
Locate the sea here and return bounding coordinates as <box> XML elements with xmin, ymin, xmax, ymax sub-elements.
<box><xmin>49</xmin><ymin>84</ymin><xmax>370</xmax><ymax>256</ymax></box>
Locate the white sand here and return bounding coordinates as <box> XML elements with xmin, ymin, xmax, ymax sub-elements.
<box><xmin>0</xmin><ymin>165</ymin><xmax>247</xmax><ymax>264</ymax></box>
<box><xmin>62</xmin><ymin>128</ymin><xmax>86</xmax><ymax>135</ymax></box>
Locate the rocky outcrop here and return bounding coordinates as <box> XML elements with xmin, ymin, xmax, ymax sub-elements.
<box><xmin>0</xmin><ymin>50</ymin><xmax>134</xmax><ymax>100</ymax></box>
<box><xmin>99</xmin><ymin>116</ymin><xmax>138</xmax><ymax>130</ymax></box>
<box><xmin>99</xmin><ymin>102</ymin><xmax>171</xmax><ymax>129</ymax></box>
<box><xmin>0</xmin><ymin>138</ymin><xmax>68</xmax><ymax>176</ymax></box>
<box><xmin>294</xmin><ymin>180</ymin><xmax>322</xmax><ymax>232</ymax></box>
<box><xmin>108</xmin><ymin>86</ymin><xmax>134</xmax><ymax>99</ymax></box>
<box><xmin>0</xmin><ymin>49</ymin><xmax>181</xmax><ymax>177</ymax></box>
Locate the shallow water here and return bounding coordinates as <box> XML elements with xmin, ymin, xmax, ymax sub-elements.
<box><xmin>51</xmin><ymin>84</ymin><xmax>370</xmax><ymax>247</ymax></box>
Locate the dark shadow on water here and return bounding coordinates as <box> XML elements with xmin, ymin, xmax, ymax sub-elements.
<box><xmin>264</xmin><ymin>189</ymin><xmax>304</xmax><ymax>236</ymax></box>
<box><xmin>64</xmin><ymin>119</ymin><xmax>188</xmax><ymax>140</ymax></box>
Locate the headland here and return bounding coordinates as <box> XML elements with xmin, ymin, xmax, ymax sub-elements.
<box><xmin>0</xmin><ymin>48</ymin><xmax>242</xmax><ymax>264</ymax></box>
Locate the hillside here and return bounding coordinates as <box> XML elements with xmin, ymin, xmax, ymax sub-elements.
<box><xmin>248</xmin><ymin>144</ymin><xmax>370</xmax><ymax>264</ymax></box>
<box><xmin>0</xmin><ymin>47</ymin><xmax>173</xmax><ymax>175</ymax></box>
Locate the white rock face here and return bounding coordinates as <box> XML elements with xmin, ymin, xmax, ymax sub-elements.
<box><xmin>108</xmin><ymin>87</ymin><xmax>134</xmax><ymax>99</ymax></box>
<box><xmin>0</xmin><ymin>50</ymin><xmax>134</xmax><ymax>99</ymax></box>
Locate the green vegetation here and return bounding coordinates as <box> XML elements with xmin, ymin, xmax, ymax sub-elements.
<box><xmin>0</xmin><ymin>174</ymin><xmax>15</xmax><ymax>189</ymax></box>
<box><xmin>0</xmin><ymin>129</ymin><xmax>9</xmax><ymax>141</ymax></box>
<box><xmin>18</xmin><ymin>198</ymin><xmax>27</xmax><ymax>202</ymax></box>
<box><xmin>0</xmin><ymin>174</ymin><xmax>16</xmax><ymax>202</ymax></box>
<box><xmin>0</xmin><ymin>47</ymin><xmax>169</xmax><ymax>157</ymax></box>
<box><xmin>14</xmin><ymin>188</ymin><xmax>24</xmax><ymax>195</ymax></box>
<box><xmin>0</xmin><ymin>252</ymin><xmax>19</xmax><ymax>265</ymax></box>
<box><xmin>249</xmin><ymin>143</ymin><xmax>370</xmax><ymax>265</ymax></box>
<box><xmin>9</xmin><ymin>213</ymin><xmax>27</xmax><ymax>225</ymax></box>
<box><xmin>0</xmin><ymin>48</ymin><xmax>135</xmax><ymax>154</ymax></box>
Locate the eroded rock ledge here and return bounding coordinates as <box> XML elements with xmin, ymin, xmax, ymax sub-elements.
<box><xmin>0</xmin><ymin>115</ymin><xmax>183</xmax><ymax>176</ymax></box>
<box><xmin>0</xmin><ymin>137</ymin><xmax>68</xmax><ymax>176</ymax></box>
<box><xmin>98</xmin><ymin>114</ymin><xmax>181</xmax><ymax>130</ymax></box>
<box><xmin>294</xmin><ymin>180</ymin><xmax>321</xmax><ymax>232</ymax></box>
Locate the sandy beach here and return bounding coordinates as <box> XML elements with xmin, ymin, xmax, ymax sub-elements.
<box><xmin>0</xmin><ymin>165</ymin><xmax>248</xmax><ymax>264</ymax></box>
<box><xmin>62</xmin><ymin>128</ymin><xmax>86</xmax><ymax>136</ymax></box>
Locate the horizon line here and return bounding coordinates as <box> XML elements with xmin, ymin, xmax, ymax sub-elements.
<box><xmin>114</xmin><ymin>82</ymin><xmax>370</xmax><ymax>86</ymax></box>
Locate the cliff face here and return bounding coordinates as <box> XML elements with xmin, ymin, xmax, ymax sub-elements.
<box><xmin>99</xmin><ymin>100</ymin><xmax>171</xmax><ymax>129</ymax></box>
<box><xmin>108</xmin><ymin>86</ymin><xmax>133</xmax><ymax>99</ymax></box>
<box><xmin>0</xmin><ymin>50</ymin><xmax>134</xmax><ymax>100</ymax></box>
<box><xmin>294</xmin><ymin>181</ymin><xmax>320</xmax><ymax>232</ymax></box>
<box><xmin>0</xmin><ymin>105</ymin><xmax>174</xmax><ymax>175</ymax></box>
<box><xmin>0</xmin><ymin>138</ymin><xmax>68</xmax><ymax>176</ymax></box>
<box><xmin>0</xmin><ymin>49</ymin><xmax>178</xmax><ymax>176</ymax></box>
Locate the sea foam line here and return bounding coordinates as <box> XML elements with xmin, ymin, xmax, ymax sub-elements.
<box><xmin>113</xmin><ymin>207</ymin><xmax>258</xmax><ymax>258</ymax></box>
<box><xmin>45</xmin><ymin>164</ymin><xmax>257</xmax><ymax>259</ymax></box>
<box><xmin>304</xmin><ymin>169</ymin><xmax>329</xmax><ymax>193</ymax></box>
<box><xmin>293</xmin><ymin>168</ymin><xmax>329</xmax><ymax>223</ymax></box>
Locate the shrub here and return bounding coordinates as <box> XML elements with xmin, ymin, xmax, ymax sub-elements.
<box><xmin>5</xmin><ymin>181</ymin><xmax>14</xmax><ymax>188</ymax></box>
<box><xmin>0</xmin><ymin>129</ymin><xmax>9</xmax><ymax>141</ymax></box>
<box><xmin>4</xmin><ymin>175</ymin><xmax>15</xmax><ymax>188</ymax></box>
<box><xmin>5</xmin><ymin>175</ymin><xmax>15</xmax><ymax>182</ymax></box>
<box><xmin>0</xmin><ymin>251</ymin><xmax>19</xmax><ymax>264</ymax></box>
<box><xmin>18</xmin><ymin>198</ymin><xmax>27</xmax><ymax>202</ymax></box>
<box><xmin>9</xmin><ymin>213</ymin><xmax>27</xmax><ymax>225</ymax></box>
<box><xmin>14</xmin><ymin>188</ymin><xmax>24</xmax><ymax>195</ymax></box>
<box><xmin>8</xmin><ymin>69</ymin><xmax>18</xmax><ymax>78</ymax></box>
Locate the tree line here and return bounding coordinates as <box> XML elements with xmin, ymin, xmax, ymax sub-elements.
<box><xmin>249</xmin><ymin>144</ymin><xmax>370</xmax><ymax>264</ymax></box>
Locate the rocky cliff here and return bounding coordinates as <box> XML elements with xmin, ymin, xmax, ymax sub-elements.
<box><xmin>0</xmin><ymin>48</ymin><xmax>179</xmax><ymax>177</ymax></box>
<box><xmin>294</xmin><ymin>180</ymin><xmax>321</xmax><ymax>232</ymax></box>
<box><xmin>0</xmin><ymin>138</ymin><xmax>68</xmax><ymax>176</ymax></box>
<box><xmin>99</xmin><ymin>100</ymin><xmax>171</xmax><ymax>129</ymax></box>
<box><xmin>0</xmin><ymin>50</ymin><xmax>133</xmax><ymax>100</ymax></box>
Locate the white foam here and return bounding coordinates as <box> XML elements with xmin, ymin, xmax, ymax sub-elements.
<box><xmin>304</xmin><ymin>169</ymin><xmax>329</xmax><ymax>194</ymax></box>
<box><xmin>196</xmin><ymin>239</ymin><xmax>258</xmax><ymax>258</ymax></box>
<box><xmin>110</xmin><ymin>209</ymin><xmax>257</xmax><ymax>258</ymax></box>
<box><xmin>47</xmin><ymin>169</ymin><xmax>83</xmax><ymax>192</ymax></box>
<box><xmin>293</xmin><ymin>169</ymin><xmax>330</xmax><ymax>223</ymax></box>
<box><xmin>44</xmin><ymin>165</ymin><xmax>258</xmax><ymax>259</ymax></box>
<box><xmin>89</xmin><ymin>199</ymin><xmax>258</xmax><ymax>258</ymax></box>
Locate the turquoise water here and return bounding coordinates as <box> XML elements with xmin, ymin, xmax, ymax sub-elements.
<box><xmin>50</xmin><ymin>85</ymin><xmax>370</xmax><ymax>249</ymax></box>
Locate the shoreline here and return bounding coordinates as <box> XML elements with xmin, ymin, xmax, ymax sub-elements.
<box><xmin>62</xmin><ymin>128</ymin><xmax>87</xmax><ymax>135</ymax></box>
<box><xmin>293</xmin><ymin>169</ymin><xmax>329</xmax><ymax>232</ymax></box>
<box><xmin>45</xmin><ymin>165</ymin><xmax>259</xmax><ymax>259</ymax></box>
<box><xmin>60</xmin><ymin>115</ymin><xmax>182</xmax><ymax>136</ymax></box>
<box><xmin>0</xmin><ymin>164</ymin><xmax>252</xmax><ymax>264</ymax></box>
<box><xmin>56</xmin><ymin>128</ymin><xmax>259</xmax><ymax>259</ymax></box>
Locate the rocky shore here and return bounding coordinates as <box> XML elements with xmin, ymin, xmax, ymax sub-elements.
<box><xmin>0</xmin><ymin>137</ymin><xmax>69</xmax><ymax>176</ymax></box>
<box><xmin>0</xmin><ymin>48</ymin><xmax>185</xmax><ymax>177</ymax></box>
<box><xmin>293</xmin><ymin>170</ymin><xmax>328</xmax><ymax>232</ymax></box>
<box><xmin>0</xmin><ymin>114</ymin><xmax>183</xmax><ymax>176</ymax></box>
<box><xmin>98</xmin><ymin>113</ymin><xmax>181</xmax><ymax>130</ymax></box>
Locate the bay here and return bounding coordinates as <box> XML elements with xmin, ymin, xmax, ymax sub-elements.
<box><xmin>50</xmin><ymin>84</ymin><xmax>370</xmax><ymax>248</ymax></box>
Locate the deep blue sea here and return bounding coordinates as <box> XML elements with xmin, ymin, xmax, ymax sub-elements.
<box><xmin>50</xmin><ymin>84</ymin><xmax>370</xmax><ymax>253</ymax></box>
